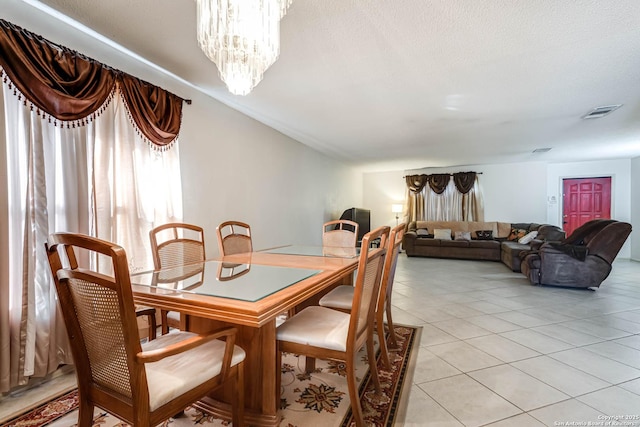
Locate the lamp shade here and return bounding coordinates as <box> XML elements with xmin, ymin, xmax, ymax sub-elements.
<box><xmin>392</xmin><ymin>204</ymin><xmax>403</xmax><ymax>213</ymax></box>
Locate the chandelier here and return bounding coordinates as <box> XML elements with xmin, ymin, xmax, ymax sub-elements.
<box><xmin>196</xmin><ymin>0</ymin><xmax>292</xmax><ymax>96</ymax></box>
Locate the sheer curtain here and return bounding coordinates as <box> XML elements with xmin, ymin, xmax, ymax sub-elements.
<box><xmin>425</xmin><ymin>180</ymin><xmax>462</xmax><ymax>221</ymax></box>
<box><xmin>404</xmin><ymin>173</ymin><xmax>484</xmax><ymax>223</ymax></box>
<box><xmin>424</xmin><ymin>177</ymin><xmax>484</xmax><ymax>221</ymax></box>
<box><xmin>0</xmin><ymin>78</ymin><xmax>182</xmax><ymax>392</ymax></box>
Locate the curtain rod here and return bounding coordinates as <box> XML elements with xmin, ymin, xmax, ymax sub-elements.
<box><xmin>403</xmin><ymin>172</ymin><xmax>483</xmax><ymax>178</ymax></box>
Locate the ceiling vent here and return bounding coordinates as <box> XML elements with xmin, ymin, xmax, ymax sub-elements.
<box><xmin>582</xmin><ymin>104</ymin><xmax>622</xmax><ymax>119</ymax></box>
<box><xmin>532</xmin><ymin>147</ymin><xmax>552</xmax><ymax>153</ymax></box>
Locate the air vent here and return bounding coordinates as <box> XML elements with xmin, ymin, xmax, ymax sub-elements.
<box><xmin>582</xmin><ymin>104</ymin><xmax>622</xmax><ymax>119</ymax></box>
<box><xmin>532</xmin><ymin>147</ymin><xmax>552</xmax><ymax>153</ymax></box>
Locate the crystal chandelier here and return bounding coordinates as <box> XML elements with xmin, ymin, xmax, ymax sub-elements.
<box><xmin>196</xmin><ymin>0</ymin><xmax>292</xmax><ymax>96</ymax></box>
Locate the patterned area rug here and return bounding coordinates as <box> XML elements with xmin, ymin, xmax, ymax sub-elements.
<box><xmin>1</xmin><ymin>325</ymin><xmax>419</xmax><ymax>427</ymax></box>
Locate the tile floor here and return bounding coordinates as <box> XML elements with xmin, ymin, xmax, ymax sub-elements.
<box><xmin>2</xmin><ymin>256</ymin><xmax>640</xmax><ymax>426</ymax></box>
<box><xmin>399</xmin><ymin>256</ymin><xmax>640</xmax><ymax>426</ymax></box>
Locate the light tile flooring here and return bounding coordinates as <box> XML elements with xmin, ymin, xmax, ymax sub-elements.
<box><xmin>399</xmin><ymin>256</ymin><xmax>640</xmax><ymax>426</ymax></box>
<box><xmin>2</xmin><ymin>257</ymin><xmax>640</xmax><ymax>427</ymax></box>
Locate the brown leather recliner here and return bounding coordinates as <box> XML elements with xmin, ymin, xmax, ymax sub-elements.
<box><xmin>521</xmin><ymin>219</ymin><xmax>632</xmax><ymax>289</ymax></box>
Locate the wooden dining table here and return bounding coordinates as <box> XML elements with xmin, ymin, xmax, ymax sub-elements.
<box><xmin>130</xmin><ymin>246</ymin><xmax>361</xmax><ymax>426</ymax></box>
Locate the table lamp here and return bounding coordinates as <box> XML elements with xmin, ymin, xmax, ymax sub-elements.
<box><xmin>392</xmin><ymin>204</ymin><xmax>403</xmax><ymax>226</ymax></box>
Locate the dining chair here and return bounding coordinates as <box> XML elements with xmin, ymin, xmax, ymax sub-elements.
<box><xmin>149</xmin><ymin>222</ymin><xmax>206</xmax><ymax>334</ymax></box>
<box><xmin>276</xmin><ymin>226</ymin><xmax>389</xmax><ymax>427</ymax></box>
<box><xmin>136</xmin><ymin>305</ymin><xmax>158</xmax><ymax>341</ymax></box>
<box><xmin>45</xmin><ymin>232</ymin><xmax>245</xmax><ymax>427</ymax></box>
<box><xmin>216</xmin><ymin>221</ymin><xmax>253</xmax><ymax>256</ymax></box>
<box><xmin>318</xmin><ymin>223</ymin><xmax>405</xmax><ymax>369</ymax></box>
<box><xmin>322</xmin><ymin>219</ymin><xmax>359</xmax><ymax>247</ymax></box>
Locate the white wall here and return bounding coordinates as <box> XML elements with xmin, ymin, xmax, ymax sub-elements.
<box><xmin>364</xmin><ymin>162</ymin><xmax>548</xmax><ymax>229</ymax></box>
<box><xmin>473</xmin><ymin>163</ymin><xmax>547</xmax><ymax>223</ymax></box>
<box><xmin>631</xmin><ymin>157</ymin><xmax>640</xmax><ymax>261</ymax></box>
<box><xmin>180</xmin><ymin>90</ymin><xmax>362</xmax><ymax>254</ymax></box>
<box><xmin>363</xmin><ymin>170</ymin><xmax>406</xmax><ymax>229</ymax></box>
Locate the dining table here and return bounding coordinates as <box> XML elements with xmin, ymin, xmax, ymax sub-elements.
<box><xmin>130</xmin><ymin>245</ymin><xmax>361</xmax><ymax>426</ymax></box>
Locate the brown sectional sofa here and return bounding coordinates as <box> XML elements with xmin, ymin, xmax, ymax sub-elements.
<box><xmin>403</xmin><ymin>221</ymin><xmax>565</xmax><ymax>272</ymax></box>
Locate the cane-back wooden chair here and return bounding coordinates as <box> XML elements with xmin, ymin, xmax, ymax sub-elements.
<box><xmin>319</xmin><ymin>223</ymin><xmax>405</xmax><ymax>369</ymax></box>
<box><xmin>149</xmin><ymin>223</ymin><xmax>206</xmax><ymax>334</ymax></box>
<box><xmin>45</xmin><ymin>232</ymin><xmax>245</xmax><ymax>427</ymax></box>
<box><xmin>216</xmin><ymin>221</ymin><xmax>253</xmax><ymax>256</ymax></box>
<box><xmin>322</xmin><ymin>219</ymin><xmax>359</xmax><ymax>248</ymax></box>
<box><xmin>276</xmin><ymin>226</ymin><xmax>389</xmax><ymax>427</ymax></box>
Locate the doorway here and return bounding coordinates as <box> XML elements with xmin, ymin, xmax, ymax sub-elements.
<box><xmin>562</xmin><ymin>177</ymin><xmax>612</xmax><ymax>236</ymax></box>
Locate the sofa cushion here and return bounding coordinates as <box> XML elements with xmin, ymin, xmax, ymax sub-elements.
<box><xmin>440</xmin><ymin>240</ymin><xmax>469</xmax><ymax>248</ymax></box>
<box><xmin>475</xmin><ymin>230</ymin><xmax>493</xmax><ymax>240</ymax></box>
<box><xmin>508</xmin><ymin>228</ymin><xmax>528</xmax><ymax>241</ymax></box>
<box><xmin>518</xmin><ymin>230</ymin><xmax>538</xmax><ymax>244</ymax></box>
<box><xmin>415</xmin><ymin>238</ymin><xmax>441</xmax><ymax>247</ymax></box>
<box><xmin>455</xmin><ymin>231</ymin><xmax>471</xmax><ymax>241</ymax></box>
<box><xmin>537</xmin><ymin>224</ymin><xmax>566</xmax><ymax>241</ymax></box>
<box><xmin>501</xmin><ymin>241</ymin><xmax>531</xmax><ymax>272</ymax></box>
<box><xmin>468</xmin><ymin>240</ymin><xmax>500</xmax><ymax>249</ymax></box>
<box><xmin>434</xmin><ymin>229</ymin><xmax>452</xmax><ymax>240</ymax></box>
<box><xmin>497</xmin><ymin>222</ymin><xmax>512</xmax><ymax>238</ymax></box>
<box><xmin>466</xmin><ymin>222</ymin><xmax>498</xmax><ymax>236</ymax></box>
<box><xmin>512</xmin><ymin>223</ymin><xmax>535</xmax><ymax>231</ymax></box>
<box><xmin>416</xmin><ymin>229</ymin><xmax>429</xmax><ymax>236</ymax></box>
<box><xmin>416</xmin><ymin>221</ymin><xmax>469</xmax><ymax>233</ymax></box>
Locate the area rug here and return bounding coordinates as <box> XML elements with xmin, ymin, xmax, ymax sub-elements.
<box><xmin>1</xmin><ymin>324</ymin><xmax>419</xmax><ymax>427</ymax></box>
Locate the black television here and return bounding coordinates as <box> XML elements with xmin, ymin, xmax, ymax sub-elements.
<box><xmin>338</xmin><ymin>207</ymin><xmax>371</xmax><ymax>245</ymax></box>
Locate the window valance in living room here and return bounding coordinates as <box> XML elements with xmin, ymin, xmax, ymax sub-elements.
<box><xmin>0</xmin><ymin>19</ymin><xmax>187</xmax><ymax>149</ymax></box>
<box><xmin>405</xmin><ymin>172</ymin><xmax>477</xmax><ymax>194</ymax></box>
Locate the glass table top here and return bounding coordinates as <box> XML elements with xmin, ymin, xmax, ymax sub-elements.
<box><xmin>132</xmin><ymin>260</ymin><xmax>321</xmax><ymax>302</ymax></box>
<box><xmin>262</xmin><ymin>245</ymin><xmax>360</xmax><ymax>258</ymax></box>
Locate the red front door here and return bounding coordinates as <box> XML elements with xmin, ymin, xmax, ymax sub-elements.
<box><xmin>562</xmin><ymin>177</ymin><xmax>611</xmax><ymax>235</ymax></box>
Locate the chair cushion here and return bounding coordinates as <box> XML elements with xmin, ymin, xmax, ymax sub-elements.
<box><xmin>143</xmin><ymin>331</ymin><xmax>246</xmax><ymax>411</ymax></box>
<box><xmin>319</xmin><ymin>285</ymin><xmax>354</xmax><ymax>310</ymax></box>
<box><xmin>277</xmin><ymin>306</ymin><xmax>350</xmax><ymax>352</ymax></box>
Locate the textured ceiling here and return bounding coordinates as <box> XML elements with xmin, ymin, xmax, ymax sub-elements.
<box><xmin>4</xmin><ymin>0</ymin><xmax>640</xmax><ymax>171</ymax></box>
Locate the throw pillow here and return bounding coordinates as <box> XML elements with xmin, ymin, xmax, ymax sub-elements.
<box><xmin>416</xmin><ymin>229</ymin><xmax>429</xmax><ymax>236</ymax></box>
<box><xmin>475</xmin><ymin>230</ymin><xmax>493</xmax><ymax>240</ymax></box>
<box><xmin>433</xmin><ymin>228</ymin><xmax>452</xmax><ymax>240</ymax></box>
<box><xmin>508</xmin><ymin>228</ymin><xmax>528</xmax><ymax>241</ymax></box>
<box><xmin>518</xmin><ymin>230</ymin><xmax>538</xmax><ymax>244</ymax></box>
<box><xmin>454</xmin><ymin>231</ymin><xmax>471</xmax><ymax>241</ymax></box>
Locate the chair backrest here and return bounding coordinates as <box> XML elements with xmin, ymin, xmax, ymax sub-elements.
<box><xmin>216</xmin><ymin>221</ymin><xmax>253</xmax><ymax>256</ymax></box>
<box><xmin>149</xmin><ymin>223</ymin><xmax>206</xmax><ymax>269</ymax></box>
<box><xmin>323</xmin><ymin>219</ymin><xmax>359</xmax><ymax>247</ymax></box>
<box><xmin>586</xmin><ymin>221</ymin><xmax>632</xmax><ymax>264</ymax></box>
<box><xmin>564</xmin><ymin>219</ymin><xmax>616</xmax><ymax>246</ymax></box>
<box><xmin>378</xmin><ymin>223</ymin><xmax>405</xmax><ymax>312</ymax></box>
<box><xmin>45</xmin><ymin>233</ymin><xmax>147</xmax><ymax>408</ymax></box>
<box><xmin>348</xmin><ymin>226</ymin><xmax>390</xmax><ymax>348</ymax></box>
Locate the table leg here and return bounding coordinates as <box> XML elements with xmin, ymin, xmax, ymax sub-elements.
<box><xmin>186</xmin><ymin>316</ymin><xmax>280</xmax><ymax>427</ymax></box>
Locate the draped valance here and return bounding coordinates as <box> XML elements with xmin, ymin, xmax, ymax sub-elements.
<box><xmin>427</xmin><ymin>174</ymin><xmax>450</xmax><ymax>194</ymax></box>
<box><xmin>0</xmin><ymin>19</ymin><xmax>187</xmax><ymax>149</ymax></box>
<box><xmin>405</xmin><ymin>172</ymin><xmax>478</xmax><ymax>195</ymax></box>
<box><xmin>452</xmin><ymin>172</ymin><xmax>476</xmax><ymax>194</ymax></box>
<box><xmin>405</xmin><ymin>174</ymin><xmax>429</xmax><ymax>194</ymax></box>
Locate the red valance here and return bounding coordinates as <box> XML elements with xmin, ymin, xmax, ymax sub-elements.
<box><xmin>0</xmin><ymin>19</ymin><xmax>186</xmax><ymax>149</ymax></box>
